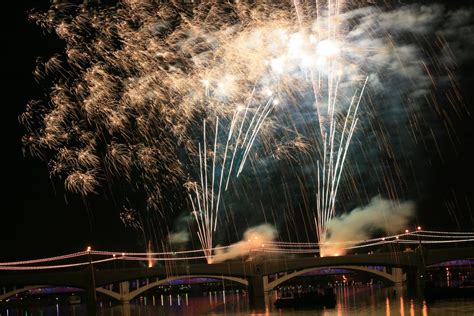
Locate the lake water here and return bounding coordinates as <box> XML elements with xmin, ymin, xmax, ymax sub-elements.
<box><xmin>2</xmin><ymin>285</ymin><xmax>474</xmax><ymax>315</ymax></box>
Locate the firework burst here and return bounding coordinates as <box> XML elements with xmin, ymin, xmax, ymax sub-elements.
<box><xmin>23</xmin><ymin>1</ymin><xmax>468</xmax><ymax>256</ymax></box>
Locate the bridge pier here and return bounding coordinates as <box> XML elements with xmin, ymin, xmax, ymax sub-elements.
<box><xmin>86</xmin><ymin>260</ymin><xmax>97</xmax><ymax>315</ymax></box>
<box><xmin>405</xmin><ymin>266</ymin><xmax>426</xmax><ymax>298</ymax></box>
<box><xmin>391</xmin><ymin>267</ymin><xmax>404</xmax><ymax>284</ymax></box>
<box><xmin>85</xmin><ymin>285</ymin><xmax>97</xmax><ymax>315</ymax></box>
<box><xmin>247</xmin><ymin>275</ymin><xmax>265</xmax><ymax>310</ymax></box>
<box><xmin>119</xmin><ymin>281</ymin><xmax>131</xmax><ymax>304</ymax></box>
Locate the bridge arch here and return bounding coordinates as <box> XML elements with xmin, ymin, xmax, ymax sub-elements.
<box><xmin>265</xmin><ymin>266</ymin><xmax>404</xmax><ymax>291</ymax></box>
<box><xmin>0</xmin><ymin>285</ymin><xmax>66</xmax><ymax>301</ymax></box>
<box><xmin>97</xmin><ymin>275</ymin><xmax>248</xmax><ymax>303</ymax></box>
<box><xmin>426</xmin><ymin>259</ymin><xmax>474</xmax><ymax>269</ymax></box>
<box><xmin>426</xmin><ymin>257</ymin><xmax>474</xmax><ymax>267</ymax></box>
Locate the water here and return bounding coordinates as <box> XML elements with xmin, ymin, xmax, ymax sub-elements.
<box><xmin>2</xmin><ymin>285</ymin><xmax>474</xmax><ymax>315</ymax></box>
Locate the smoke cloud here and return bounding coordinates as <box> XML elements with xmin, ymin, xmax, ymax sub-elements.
<box><xmin>211</xmin><ymin>224</ymin><xmax>277</xmax><ymax>263</ymax></box>
<box><xmin>168</xmin><ymin>231</ymin><xmax>190</xmax><ymax>245</ymax></box>
<box><xmin>321</xmin><ymin>196</ymin><xmax>415</xmax><ymax>257</ymax></box>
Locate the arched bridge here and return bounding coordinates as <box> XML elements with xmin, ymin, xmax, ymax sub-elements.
<box><xmin>95</xmin><ymin>275</ymin><xmax>248</xmax><ymax>303</ymax></box>
<box><xmin>0</xmin><ymin>266</ymin><xmax>400</xmax><ymax>303</ymax></box>
<box><xmin>1</xmin><ymin>247</ymin><xmax>473</xmax><ymax>309</ymax></box>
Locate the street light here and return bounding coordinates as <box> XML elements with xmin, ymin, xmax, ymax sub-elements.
<box><xmin>86</xmin><ymin>246</ymin><xmax>96</xmax><ymax>312</ymax></box>
<box><xmin>412</xmin><ymin>226</ymin><xmax>426</xmax><ymax>271</ymax></box>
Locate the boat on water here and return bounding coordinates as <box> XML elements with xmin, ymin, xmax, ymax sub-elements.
<box><xmin>274</xmin><ymin>288</ymin><xmax>336</xmax><ymax>309</ymax></box>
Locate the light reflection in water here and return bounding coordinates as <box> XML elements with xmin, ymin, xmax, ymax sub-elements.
<box><xmin>410</xmin><ymin>299</ymin><xmax>415</xmax><ymax>316</ymax></box>
<box><xmin>422</xmin><ymin>300</ymin><xmax>428</xmax><ymax>316</ymax></box>
<box><xmin>3</xmin><ymin>286</ymin><xmax>474</xmax><ymax>315</ymax></box>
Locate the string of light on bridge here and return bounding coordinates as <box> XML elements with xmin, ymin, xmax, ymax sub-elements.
<box><xmin>0</xmin><ymin>230</ymin><xmax>472</xmax><ymax>271</ymax></box>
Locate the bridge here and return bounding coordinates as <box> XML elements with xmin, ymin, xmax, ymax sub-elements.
<box><xmin>1</xmin><ymin>246</ymin><xmax>473</xmax><ymax>314</ymax></box>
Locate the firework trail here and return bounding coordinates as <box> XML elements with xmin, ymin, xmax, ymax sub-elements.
<box><xmin>264</xmin><ymin>0</ymin><xmax>372</xmax><ymax>246</ymax></box>
<box><xmin>22</xmin><ymin>1</ymin><xmax>470</xmax><ymax>256</ymax></box>
<box><xmin>183</xmin><ymin>0</ymin><xmax>373</xmax><ymax>257</ymax></box>
<box><xmin>186</xmin><ymin>88</ymin><xmax>277</xmax><ymax>261</ymax></box>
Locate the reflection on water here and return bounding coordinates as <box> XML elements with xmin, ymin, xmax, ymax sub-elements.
<box><xmin>2</xmin><ymin>285</ymin><xmax>474</xmax><ymax>315</ymax></box>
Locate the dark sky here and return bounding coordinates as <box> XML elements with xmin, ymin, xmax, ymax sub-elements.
<box><xmin>3</xmin><ymin>0</ymin><xmax>474</xmax><ymax>261</ymax></box>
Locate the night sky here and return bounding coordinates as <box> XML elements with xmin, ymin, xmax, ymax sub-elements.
<box><xmin>5</xmin><ymin>1</ymin><xmax>140</xmax><ymax>260</ymax></box>
<box><xmin>4</xmin><ymin>0</ymin><xmax>474</xmax><ymax>261</ymax></box>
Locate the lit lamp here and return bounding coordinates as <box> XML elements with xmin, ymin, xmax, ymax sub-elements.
<box><xmin>86</xmin><ymin>245</ymin><xmax>96</xmax><ymax>310</ymax></box>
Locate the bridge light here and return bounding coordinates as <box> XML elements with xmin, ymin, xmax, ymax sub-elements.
<box><xmin>417</xmin><ymin>226</ymin><xmax>422</xmax><ymax>231</ymax></box>
<box><xmin>395</xmin><ymin>236</ymin><xmax>399</xmax><ymax>240</ymax></box>
<box><xmin>405</xmin><ymin>229</ymin><xmax>409</xmax><ymax>233</ymax></box>
<box><xmin>113</xmin><ymin>254</ymin><xmax>116</xmax><ymax>258</ymax></box>
<box><xmin>86</xmin><ymin>246</ymin><xmax>92</xmax><ymax>252</ymax></box>
<box><xmin>261</xmin><ymin>244</ymin><xmax>265</xmax><ymax>248</ymax></box>
<box><xmin>382</xmin><ymin>237</ymin><xmax>385</xmax><ymax>241</ymax></box>
<box><xmin>122</xmin><ymin>252</ymin><xmax>125</xmax><ymax>257</ymax></box>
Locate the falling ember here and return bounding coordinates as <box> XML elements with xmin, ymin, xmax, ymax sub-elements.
<box><xmin>147</xmin><ymin>240</ymin><xmax>153</xmax><ymax>268</ymax></box>
<box><xmin>120</xmin><ymin>207</ymin><xmax>142</xmax><ymax>230</ymax></box>
<box><xmin>27</xmin><ymin>0</ymin><xmax>371</xmax><ymax>256</ymax></box>
<box><xmin>23</xmin><ymin>1</ymin><xmax>467</xmax><ymax>259</ymax></box>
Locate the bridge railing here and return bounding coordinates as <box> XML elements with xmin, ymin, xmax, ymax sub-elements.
<box><xmin>0</xmin><ymin>230</ymin><xmax>472</xmax><ymax>272</ymax></box>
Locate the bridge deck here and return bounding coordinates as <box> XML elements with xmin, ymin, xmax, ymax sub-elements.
<box><xmin>0</xmin><ymin>247</ymin><xmax>472</xmax><ymax>289</ymax></box>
